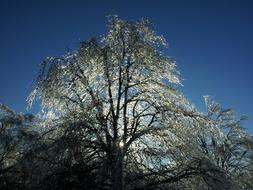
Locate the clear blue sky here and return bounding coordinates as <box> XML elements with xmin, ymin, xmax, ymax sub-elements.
<box><xmin>0</xmin><ymin>0</ymin><xmax>252</xmax><ymax>132</ymax></box>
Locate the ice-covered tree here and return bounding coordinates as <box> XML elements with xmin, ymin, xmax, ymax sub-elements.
<box><xmin>0</xmin><ymin>103</ymin><xmax>37</xmax><ymax>189</ymax></box>
<box><xmin>27</xmin><ymin>16</ymin><xmax>250</xmax><ymax>190</ymax></box>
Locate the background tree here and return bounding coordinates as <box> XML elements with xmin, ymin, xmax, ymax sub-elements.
<box><xmin>0</xmin><ymin>103</ymin><xmax>37</xmax><ymax>189</ymax></box>
<box><xmin>196</xmin><ymin>96</ymin><xmax>252</xmax><ymax>188</ymax></box>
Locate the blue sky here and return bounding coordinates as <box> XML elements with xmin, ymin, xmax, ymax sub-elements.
<box><xmin>0</xmin><ymin>0</ymin><xmax>252</xmax><ymax>132</ymax></box>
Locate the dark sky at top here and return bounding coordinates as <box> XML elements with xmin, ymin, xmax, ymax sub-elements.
<box><xmin>0</xmin><ymin>0</ymin><xmax>252</xmax><ymax>132</ymax></box>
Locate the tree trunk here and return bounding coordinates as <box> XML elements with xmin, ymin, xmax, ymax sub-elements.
<box><xmin>112</xmin><ymin>148</ymin><xmax>123</xmax><ymax>190</ymax></box>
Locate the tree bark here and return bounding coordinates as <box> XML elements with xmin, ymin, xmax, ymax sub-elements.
<box><xmin>112</xmin><ymin>148</ymin><xmax>123</xmax><ymax>190</ymax></box>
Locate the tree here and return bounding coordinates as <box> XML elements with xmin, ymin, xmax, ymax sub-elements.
<box><xmin>0</xmin><ymin>103</ymin><xmax>37</xmax><ymax>189</ymax></box>
<box><xmin>26</xmin><ymin>16</ymin><xmax>252</xmax><ymax>190</ymax></box>
<box><xmin>27</xmin><ymin>16</ymin><xmax>203</xmax><ymax>190</ymax></box>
